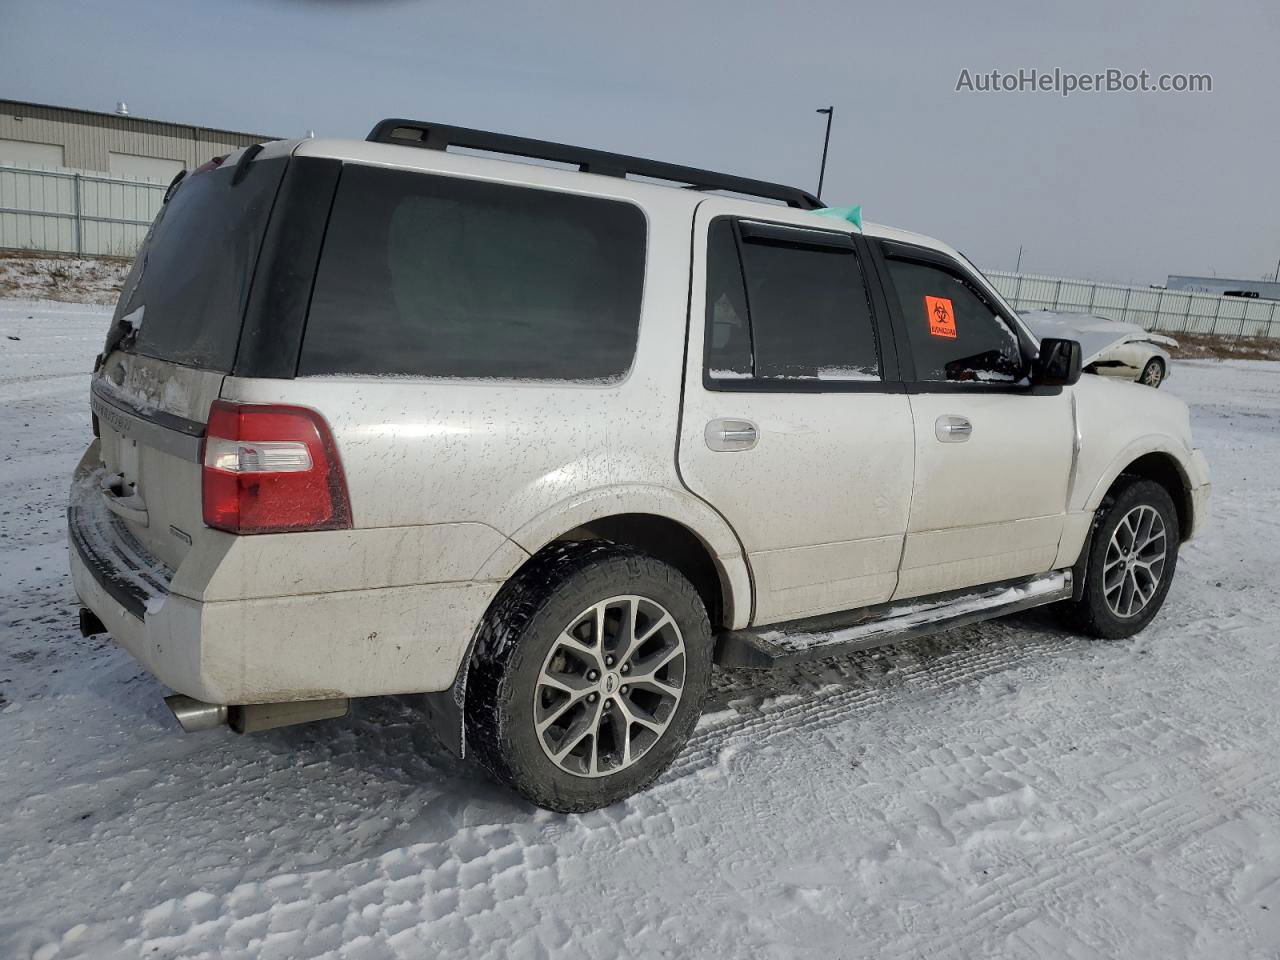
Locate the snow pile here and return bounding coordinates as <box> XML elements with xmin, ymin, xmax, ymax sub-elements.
<box><xmin>0</xmin><ymin>254</ymin><xmax>129</xmax><ymax>305</ymax></box>
<box><xmin>2</xmin><ymin>301</ymin><xmax>1280</xmax><ymax>958</ymax></box>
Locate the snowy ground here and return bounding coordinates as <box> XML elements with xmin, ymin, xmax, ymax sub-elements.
<box><xmin>2</xmin><ymin>299</ymin><xmax>1279</xmax><ymax>960</ymax></box>
<box><xmin>0</xmin><ymin>256</ymin><xmax>128</xmax><ymax>305</ymax></box>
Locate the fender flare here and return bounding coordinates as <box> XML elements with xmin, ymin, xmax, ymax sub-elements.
<box><xmin>1079</xmin><ymin>435</ymin><xmax>1194</xmax><ymax>515</ymax></box>
<box><xmin>477</xmin><ymin>482</ymin><xmax>753</xmax><ymax>630</ymax></box>
<box><xmin>422</xmin><ymin>484</ymin><xmax>754</xmax><ymax>759</ymax></box>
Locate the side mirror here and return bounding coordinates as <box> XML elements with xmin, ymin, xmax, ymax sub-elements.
<box><xmin>1032</xmin><ymin>337</ymin><xmax>1082</xmax><ymax>387</ymax></box>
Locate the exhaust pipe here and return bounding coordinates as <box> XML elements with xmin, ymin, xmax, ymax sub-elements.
<box><xmin>164</xmin><ymin>694</ymin><xmax>229</xmax><ymax>732</ymax></box>
<box><xmin>78</xmin><ymin>608</ymin><xmax>106</xmax><ymax>637</ymax></box>
<box><xmin>164</xmin><ymin>694</ymin><xmax>349</xmax><ymax>733</ymax></box>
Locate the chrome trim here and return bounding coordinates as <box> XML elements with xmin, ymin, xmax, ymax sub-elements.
<box><xmin>91</xmin><ymin>379</ymin><xmax>204</xmax><ymax>463</ymax></box>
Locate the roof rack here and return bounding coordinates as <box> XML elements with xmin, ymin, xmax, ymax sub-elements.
<box><xmin>366</xmin><ymin>119</ymin><xmax>822</xmax><ymax>210</ymax></box>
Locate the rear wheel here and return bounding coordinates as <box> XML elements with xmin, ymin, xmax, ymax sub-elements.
<box><xmin>1066</xmin><ymin>478</ymin><xmax>1180</xmax><ymax>639</ymax></box>
<box><xmin>1139</xmin><ymin>358</ymin><xmax>1165</xmax><ymax>387</ymax></box>
<box><xmin>464</xmin><ymin>541</ymin><xmax>712</xmax><ymax>813</ymax></box>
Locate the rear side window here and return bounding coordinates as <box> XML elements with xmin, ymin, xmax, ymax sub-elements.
<box><xmin>111</xmin><ymin>158</ymin><xmax>287</xmax><ymax>371</ymax></box>
<box><xmin>704</xmin><ymin>218</ymin><xmax>880</xmax><ymax>383</ymax></box>
<box><xmin>882</xmin><ymin>257</ymin><xmax>1025</xmax><ymax>383</ymax></box>
<box><xmin>704</xmin><ymin>220</ymin><xmax>753</xmax><ymax>378</ymax></box>
<box><xmin>300</xmin><ymin>165</ymin><xmax>647</xmax><ymax>381</ymax></box>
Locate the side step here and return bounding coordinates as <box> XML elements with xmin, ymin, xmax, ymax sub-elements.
<box><xmin>715</xmin><ymin>571</ymin><xmax>1071</xmax><ymax>669</ymax></box>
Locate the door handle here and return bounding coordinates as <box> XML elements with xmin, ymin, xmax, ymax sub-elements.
<box><xmin>100</xmin><ymin>472</ymin><xmax>150</xmax><ymax>526</ymax></box>
<box><xmin>935</xmin><ymin>415</ymin><xmax>973</xmax><ymax>443</ymax></box>
<box><xmin>705</xmin><ymin>418</ymin><xmax>759</xmax><ymax>452</ymax></box>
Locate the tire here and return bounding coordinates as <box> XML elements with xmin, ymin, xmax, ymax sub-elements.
<box><xmin>464</xmin><ymin>540</ymin><xmax>712</xmax><ymax>813</ymax></box>
<box><xmin>1139</xmin><ymin>358</ymin><xmax>1165</xmax><ymax>388</ymax></box>
<box><xmin>1065</xmin><ymin>478</ymin><xmax>1180</xmax><ymax>639</ymax></box>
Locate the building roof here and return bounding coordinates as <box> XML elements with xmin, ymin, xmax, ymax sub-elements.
<box><xmin>0</xmin><ymin>98</ymin><xmax>279</xmax><ymax>143</ymax></box>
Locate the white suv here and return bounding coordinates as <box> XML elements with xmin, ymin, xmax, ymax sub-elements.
<box><xmin>69</xmin><ymin>120</ymin><xmax>1211</xmax><ymax>812</ymax></box>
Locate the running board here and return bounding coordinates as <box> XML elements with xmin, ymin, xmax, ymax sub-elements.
<box><xmin>715</xmin><ymin>571</ymin><xmax>1072</xmax><ymax>669</ymax></box>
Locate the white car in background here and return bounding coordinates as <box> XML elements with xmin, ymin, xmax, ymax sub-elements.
<box><xmin>1021</xmin><ymin>310</ymin><xmax>1177</xmax><ymax>387</ymax></box>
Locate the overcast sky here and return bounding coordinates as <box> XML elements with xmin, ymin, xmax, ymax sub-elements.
<box><xmin>3</xmin><ymin>0</ymin><xmax>1276</xmax><ymax>285</ymax></box>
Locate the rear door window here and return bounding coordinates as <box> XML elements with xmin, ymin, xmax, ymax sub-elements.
<box><xmin>300</xmin><ymin>165</ymin><xmax>647</xmax><ymax>381</ymax></box>
<box><xmin>705</xmin><ymin>218</ymin><xmax>881</xmax><ymax>383</ymax></box>
<box><xmin>112</xmin><ymin>157</ymin><xmax>287</xmax><ymax>371</ymax></box>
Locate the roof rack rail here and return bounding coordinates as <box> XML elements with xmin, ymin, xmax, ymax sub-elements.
<box><xmin>366</xmin><ymin>119</ymin><xmax>822</xmax><ymax>210</ymax></box>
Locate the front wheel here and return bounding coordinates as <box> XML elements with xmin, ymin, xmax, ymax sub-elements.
<box><xmin>1139</xmin><ymin>358</ymin><xmax>1165</xmax><ymax>387</ymax></box>
<box><xmin>1066</xmin><ymin>478</ymin><xmax>1180</xmax><ymax>639</ymax></box>
<box><xmin>464</xmin><ymin>541</ymin><xmax>712</xmax><ymax>813</ymax></box>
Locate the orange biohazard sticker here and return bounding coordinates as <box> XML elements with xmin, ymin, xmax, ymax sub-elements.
<box><xmin>924</xmin><ymin>296</ymin><xmax>957</xmax><ymax>338</ymax></box>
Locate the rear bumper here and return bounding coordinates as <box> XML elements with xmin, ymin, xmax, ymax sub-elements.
<box><xmin>69</xmin><ymin>468</ymin><xmax>502</xmax><ymax>705</ymax></box>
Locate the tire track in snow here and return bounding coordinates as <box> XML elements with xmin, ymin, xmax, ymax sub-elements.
<box><xmin>661</xmin><ymin>621</ymin><xmax>1081</xmax><ymax>787</ymax></box>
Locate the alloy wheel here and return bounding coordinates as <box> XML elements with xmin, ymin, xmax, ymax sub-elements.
<box><xmin>533</xmin><ymin>595</ymin><xmax>686</xmax><ymax>778</ymax></box>
<box><xmin>1103</xmin><ymin>504</ymin><xmax>1168</xmax><ymax>618</ymax></box>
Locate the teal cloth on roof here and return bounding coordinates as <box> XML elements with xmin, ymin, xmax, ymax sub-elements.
<box><xmin>811</xmin><ymin>204</ymin><xmax>862</xmax><ymax>231</ymax></box>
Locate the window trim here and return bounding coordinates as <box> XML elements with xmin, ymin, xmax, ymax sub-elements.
<box><xmin>871</xmin><ymin>238</ymin><xmax>1055</xmax><ymax>394</ymax></box>
<box><xmin>700</xmin><ymin>215</ymin><xmax>902</xmax><ymax>393</ymax></box>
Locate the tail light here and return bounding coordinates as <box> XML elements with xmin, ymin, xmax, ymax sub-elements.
<box><xmin>202</xmin><ymin>401</ymin><xmax>351</xmax><ymax>534</ymax></box>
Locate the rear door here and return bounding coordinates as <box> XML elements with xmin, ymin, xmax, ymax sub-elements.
<box><xmin>872</xmin><ymin>240</ymin><xmax>1075</xmax><ymax>599</ymax></box>
<box><xmin>90</xmin><ymin>153</ymin><xmax>291</xmax><ymax>570</ymax></box>
<box><xmin>678</xmin><ymin>200</ymin><xmax>915</xmax><ymax>626</ymax></box>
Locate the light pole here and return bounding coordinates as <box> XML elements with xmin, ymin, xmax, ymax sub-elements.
<box><xmin>815</xmin><ymin>106</ymin><xmax>834</xmax><ymax>202</ymax></box>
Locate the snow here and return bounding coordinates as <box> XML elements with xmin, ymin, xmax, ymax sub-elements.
<box><xmin>3</xmin><ymin>299</ymin><xmax>1280</xmax><ymax>958</ymax></box>
<box><xmin>68</xmin><ymin>466</ymin><xmax>173</xmax><ymax>608</ymax></box>
<box><xmin>0</xmin><ymin>255</ymin><xmax>128</xmax><ymax>306</ymax></box>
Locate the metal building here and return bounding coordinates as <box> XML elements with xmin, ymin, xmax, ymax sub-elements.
<box><xmin>0</xmin><ymin>98</ymin><xmax>277</xmax><ymax>182</ymax></box>
<box><xmin>1166</xmin><ymin>274</ymin><xmax>1280</xmax><ymax>301</ymax></box>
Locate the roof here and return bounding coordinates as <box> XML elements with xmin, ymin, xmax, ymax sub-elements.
<box><xmin>288</xmin><ymin>135</ymin><xmax>954</xmax><ymax>261</ymax></box>
<box><xmin>0</xmin><ymin>98</ymin><xmax>278</xmax><ymax>143</ymax></box>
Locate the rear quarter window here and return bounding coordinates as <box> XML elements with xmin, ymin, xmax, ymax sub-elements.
<box><xmin>299</xmin><ymin>165</ymin><xmax>647</xmax><ymax>381</ymax></box>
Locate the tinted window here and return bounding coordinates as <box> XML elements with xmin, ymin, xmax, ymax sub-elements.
<box><xmin>883</xmin><ymin>258</ymin><xmax>1025</xmax><ymax>382</ymax></box>
<box><xmin>704</xmin><ymin>220</ymin><xmax>880</xmax><ymax>382</ymax></box>
<box><xmin>704</xmin><ymin>219</ymin><xmax>752</xmax><ymax>378</ymax></box>
<box><xmin>111</xmin><ymin>158</ymin><xmax>287</xmax><ymax>371</ymax></box>
<box><xmin>300</xmin><ymin>165</ymin><xmax>646</xmax><ymax>381</ymax></box>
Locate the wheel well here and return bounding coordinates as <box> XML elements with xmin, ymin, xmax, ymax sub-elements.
<box><xmin>1113</xmin><ymin>452</ymin><xmax>1191</xmax><ymax>539</ymax></box>
<box><xmin>549</xmin><ymin>514</ymin><xmax>728</xmax><ymax>628</ymax></box>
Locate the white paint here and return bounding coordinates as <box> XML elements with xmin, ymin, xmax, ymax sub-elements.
<box><xmin>58</xmin><ymin>137</ymin><xmax>1208</xmax><ymax>710</ymax></box>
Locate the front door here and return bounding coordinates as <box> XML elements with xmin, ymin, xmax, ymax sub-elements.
<box><xmin>874</xmin><ymin>243</ymin><xmax>1075</xmax><ymax>599</ymax></box>
<box><xmin>677</xmin><ymin>200</ymin><xmax>916</xmax><ymax>626</ymax></box>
